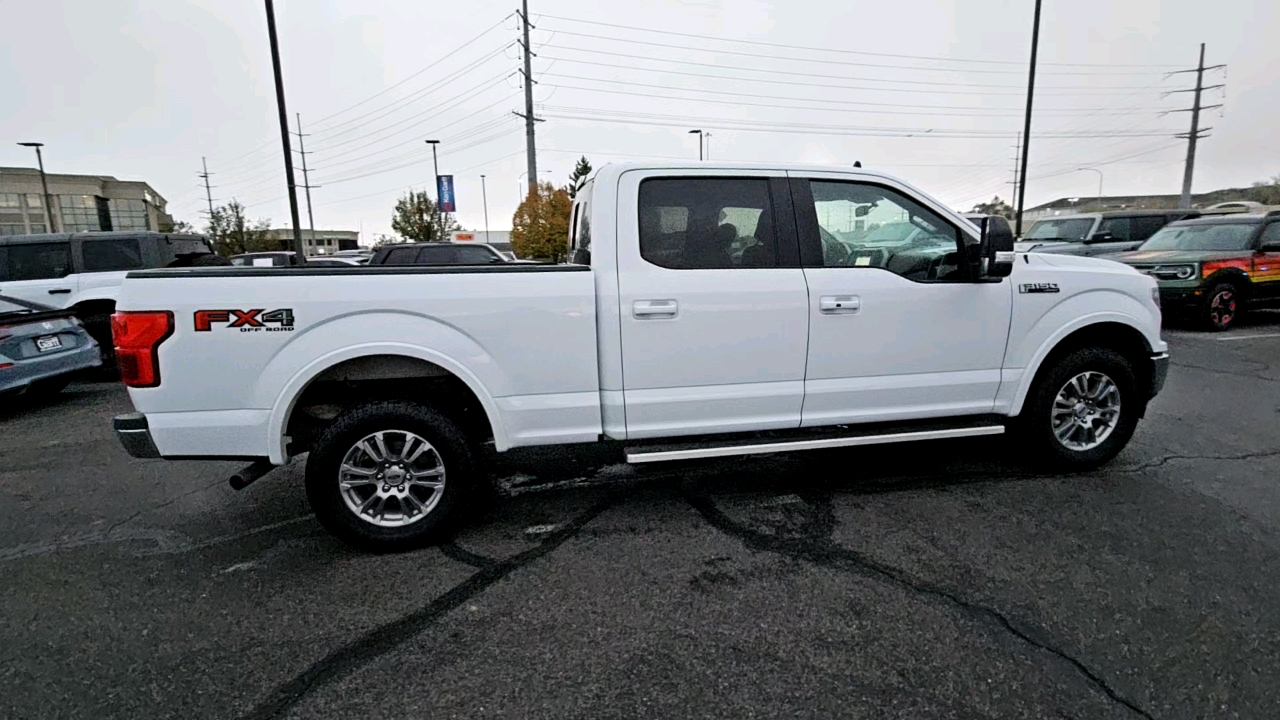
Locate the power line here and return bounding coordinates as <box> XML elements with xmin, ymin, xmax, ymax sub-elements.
<box><xmin>534</xmin><ymin>26</ymin><xmax>1167</xmax><ymax>76</ymax></box>
<box><xmin>308</xmin><ymin>15</ymin><xmax>514</xmax><ymax>128</ymax></box>
<box><xmin>536</xmin><ymin>14</ymin><xmax>1182</xmax><ymax>69</ymax></box>
<box><xmin>537</xmin><ymin>45</ymin><xmax>1170</xmax><ymax>94</ymax></box>
<box><xmin>540</xmin><ymin>73</ymin><xmax>1163</xmax><ymax>117</ymax></box>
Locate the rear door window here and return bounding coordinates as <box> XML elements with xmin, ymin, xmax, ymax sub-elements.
<box><xmin>454</xmin><ymin>245</ymin><xmax>498</xmax><ymax>263</ymax></box>
<box><xmin>82</xmin><ymin>238</ymin><xmax>144</xmax><ymax>272</ymax></box>
<box><xmin>417</xmin><ymin>246</ymin><xmax>458</xmax><ymax>264</ymax></box>
<box><xmin>638</xmin><ymin>177</ymin><xmax>779</xmax><ymax>269</ymax></box>
<box><xmin>382</xmin><ymin>247</ymin><xmax>422</xmax><ymax>265</ymax></box>
<box><xmin>8</xmin><ymin>243</ymin><xmax>72</xmax><ymax>280</ymax></box>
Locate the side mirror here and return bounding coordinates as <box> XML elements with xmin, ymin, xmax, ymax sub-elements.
<box><xmin>975</xmin><ymin>216</ymin><xmax>1014</xmax><ymax>279</ymax></box>
<box><xmin>855</xmin><ymin>205</ymin><xmax>871</xmax><ymax>218</ymax></box>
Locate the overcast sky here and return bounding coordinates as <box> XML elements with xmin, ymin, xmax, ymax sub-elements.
<box><xmin>2</xmin><ymin>0</ymin><xmax>1277</xmax><ymax>241</ymax></box>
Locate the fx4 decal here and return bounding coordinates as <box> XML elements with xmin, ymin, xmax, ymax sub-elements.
<box><xmin>194</xmin><ymin>309</ymin><xmax>296</xmax><ymax>332</ymax></box>
<box><xmin>1019</xmin><ymin>283</ymin><xmax>1060</xmax><ymax>294</ymax></box>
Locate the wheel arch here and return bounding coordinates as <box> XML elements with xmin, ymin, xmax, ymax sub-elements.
<box><xmin>269</xmin><ymin>346</ymin><xmax>507</xmax><ymax>464</ymax></box>
<box><xmin>1009</xmin><ymin>317</ymin><xmax>1157</xmax><ymax>418</ymax></box>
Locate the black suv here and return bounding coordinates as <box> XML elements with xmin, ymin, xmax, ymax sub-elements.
<box><xmin>1016</xmin><ymin>210</ymin><xmax>1200</xmax><ymax>257</ymax></box>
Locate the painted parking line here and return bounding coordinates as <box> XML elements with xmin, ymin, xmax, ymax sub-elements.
<box><xmin>1217</xmin><ymin>332</ymin><xmax>1280</xmax><ymax>342</ymax></box>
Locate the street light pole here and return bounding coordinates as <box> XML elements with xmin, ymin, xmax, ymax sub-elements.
<box><xmin>425</xmin><ymin>139</ymin><xmax>441</xmax><ymax>240</ymax></box>
<box><xmin>1077</xmin><ymin>168</ymin><xmax>1103</xmax><ymax>210</ymax></box>
<box><xmin>688</xmin><ymin>129</ymin><xmax>703</xmax><ymax>161</ymax></box>
<box><xmin>263</xmin><ymin>0</ymin><xmax>306</xmax><ymax>264</ymax></box>
<box><xmin>480</xmin><ymin>174</ymin><xmax>491</xmax><ymax>245</ymax></box>
<box><xmin>705</xmin><ymin>132</ymin><xmax>712</xmax><ymax>161</ymax></box>
<box><xmin>17</xmin><ymin>142</ymin><xmax>55</xmax><ymax>232</ymax></box>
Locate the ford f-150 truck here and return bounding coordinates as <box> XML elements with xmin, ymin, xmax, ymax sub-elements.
<box><xmin>110</xmin><ymin>163</ymin><xmax>1168</xmax><ymax>550</ymax></box>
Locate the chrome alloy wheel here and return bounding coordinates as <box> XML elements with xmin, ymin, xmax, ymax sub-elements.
<box><xmin>1050</xmin><ymin>371</ymin><xmax>1122</xmax><ymax>451</ymax></box>
<box><xmin>337</xmin><ymin>430</ymin><xmax>445</xmax><ymax>528</ymax></box>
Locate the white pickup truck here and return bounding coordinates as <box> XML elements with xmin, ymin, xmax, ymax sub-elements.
<box><xmin>111</xmin><ymin>162</ymin><xmax>1168</xmax><ymax>550</ymax></box>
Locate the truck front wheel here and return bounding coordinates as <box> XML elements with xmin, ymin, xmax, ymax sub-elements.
<box><xmin>1018</xmin><ymin>347</ymin><xmax>1142</xmax><ymax>470</ymax></box>
<box><xmin>305</xmin><ymin>401</ymin><xmax>476</xmax><ymax>551</ymax></box>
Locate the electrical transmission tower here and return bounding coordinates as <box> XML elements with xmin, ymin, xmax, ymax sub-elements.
<box><xmin>1166</xmin><ymin>43</ymin><xmax>1225</xmax><ymax>209</ymax></box>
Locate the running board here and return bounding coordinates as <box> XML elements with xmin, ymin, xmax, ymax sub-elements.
<box><xmin>625</xmin><ymin>424</ymin><xmax>1005</xmax><ymax>464</ymax></box>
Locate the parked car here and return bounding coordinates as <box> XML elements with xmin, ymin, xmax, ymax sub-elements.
<box><xmin>110</xmin><ymin>162</ymin><xmax>1166</xmax><ymax>551</ymax></box>
<box><xmin>0</xmin><ymin>231</ymin><xmax>222</xmax><ymax>369</ymax></box>
<box><xmin>304</xmin><ymin>257</ymin><xmax>363</xmax><ymax>268</ymax></box>
<box><xmin>230</xmin><ymin>251</ymin><xmax>300</xmax><ymax>267</ymax></box>
<box><xmin>0</xmin><ymin>294</ymin><xmax>102</xmax><ymax>399</ymax></box>
<box><xmin>370</xmin><ymin>242</ymin><xmax>508</xmax><ymax>266</ymax></box>
<box><xmin>1109</xmin><ymin>211</ymin><xmax>1280</xmax><ymax>330</ymax></box>
<box><xmin>1016</xmin><ymin>210</ymin><xmax>1199</xmax><ymax>257</ymax></box>
<box><xmin>331</xmin><ymin>249</ymin><xmax>373</xmax><ymax>264</ymax></box>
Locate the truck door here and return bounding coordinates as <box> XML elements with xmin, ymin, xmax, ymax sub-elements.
<box><xmin>615</xmin><ymin>170</ymin><xmax>810</xmax><ymax>439</ymax></box>
<box><xmin>790</xmin><ymin>174</ymin><xmax>1012</xmax><ymax>426</ymax></box>
<box><xmin>0</xmin><ymin>240</ymin><xmax>76</xmax><ymax>308</ymax></box>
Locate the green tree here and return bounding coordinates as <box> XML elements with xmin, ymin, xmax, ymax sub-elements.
<box><xmin>970</xmin><ymin>196</ymin><xmax>1016</xmax><ymax>220</ymax></box>
<box><xmin>390</xmin><ymin>190</ymin><xmax>460</xmax><ymax>242</ymax></box>
<box><xmin>206</xmin><ymin>200</ymin><xmax>274</xmax><ymax>256</ymax></box>
<box><xmin>568</xmin><ymin>156</ymin><xmax>593</xmax><ymax>199</ymax></box>
<box><xmin>158</xmin><ymin>218</ymin><xmax>195</xmax><ymax>233</ymax></box>
<box><xmin>1250</xmin><ymin>174</ymin><xmax>1280</xmax><ymax>205</ymax></box>
<box><xmin>511</xmin><ymin>182</ymin><xmax>572</xmax><ymax>262</ymax></box>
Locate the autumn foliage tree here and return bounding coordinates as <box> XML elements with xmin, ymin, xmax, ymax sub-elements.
<box><xmin>511</xmin><ymin>181</ymin><xmax>572</xmax><ymax>262</ymax></box>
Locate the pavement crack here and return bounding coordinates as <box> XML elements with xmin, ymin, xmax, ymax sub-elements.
<box><xmin>237</xmin><ymin>492</ymin><xmax>622</xmax><ymax>720</ymax></box>
<box><xmin>1117</xmin><ymin>450</ymin><xmax>1280</xmax><ymax>474</ymax></box>
<box><xmin>684</xmin><ymin>491</ymin><xmax>1155</xmax><ymax>720</ymax></box>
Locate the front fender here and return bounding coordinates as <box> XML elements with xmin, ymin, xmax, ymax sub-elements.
<box><xmin>1002</xmin><ymin>289</ymin><xmax>1163</xmax><ymax>416</ymax></box>
<box><xmin>257</xmin><ymin>311</ymin><xmax>509</xmax><ymax>463</ymax></box>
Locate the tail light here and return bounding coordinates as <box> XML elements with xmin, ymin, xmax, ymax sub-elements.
<box><xmin>111</xmin><ymin>311</ymin><xmax>174</xmax><ymax>388</ymax></box>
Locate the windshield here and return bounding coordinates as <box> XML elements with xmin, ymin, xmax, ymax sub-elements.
<box><xmin>1024</xmin><ymin>218</ymin><xmax>1095</xmax><ymax>241</ymax></box>
<box><xmin>1140</xmin><ymin>223</ymin><xmax>1256</xmax><ymax>252</ymax></box>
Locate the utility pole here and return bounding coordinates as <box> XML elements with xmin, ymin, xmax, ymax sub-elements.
<box><xmin>480</xmin><ymin>174</ymin><xmax>491</xmax><ymax>245</ymax></box>
<box><xmin>293</xmin><ymin>113</ymin><xmax>319</xmax><ymax>251</ymax></box>
<box><xmin>263</xmin><ymin>0</ymin><xmax>307</xmax><ymax>264</ymax></box>
<box><xmin>1014</xmin><ymin>0</ymin><xmax>1043</xmax><ymax>237</ymax></box>
<box><xmin>17</xmin><ymin>142</ymin><xmax>56</xmax><ymax>232</ymax></box>
<box><xmin>425</xmin><ymin>139</ymin><xmax>441</xmax><ymax>239</ymax></box>
<box><xmin>199</xmin><ymin>157</ymin><xmax>216</xmax><ymax>225</ymax></box>
<box><xmin>1168</xmin><ymin>44</ymin><xmax>1225</xmax><ymax>209</ymax></box>
<box><xmin>516</xmin><ymin>0</ymin><xmax>541</xmax><ymax>198</ymax></box>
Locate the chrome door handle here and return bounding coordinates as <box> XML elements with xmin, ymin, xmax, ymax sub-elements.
<box><xmin>633</xmin><ymin>299</ymin><xmax>678</xmax><ymax>318</ymax></box>
<box><xmin>819</xmin><ymin>295</ymin><xmax>859</xmax><ymax>314</ymax></box>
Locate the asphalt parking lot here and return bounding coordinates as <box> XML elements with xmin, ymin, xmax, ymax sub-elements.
<box><xmin>3</xmin><ymin>316</ymin><xmax>1280</xmax><ymax>720</ymax></box>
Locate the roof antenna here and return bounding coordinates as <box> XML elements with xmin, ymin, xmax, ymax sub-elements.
<box><xmin>853</xmin><ymin>161</ymin><xmax>862</xmax><ymax>168</ymax></box>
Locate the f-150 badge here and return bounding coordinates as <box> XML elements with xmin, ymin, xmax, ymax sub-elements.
<box><xmin>194</xmin><ymin>309</ymin><xmax>295</xmax><ymax>332</ymax></box>
<box><xmin>1019</xmin><ymin>283</ymin><xmax>1060</xmax><ymax>294</ymax></box>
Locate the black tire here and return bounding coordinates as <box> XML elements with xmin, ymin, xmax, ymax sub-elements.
<box><xmin>305</xmin><ymin>401</ymin><xmax>477</xmax><ymax>552</ymax></box>
<box><xmin>1017</xmin><ymin>347</ymin><xmax>1142</xmax><ymax>470</ymax></box>
<box><xmin>78</xmin><ymin>313</ymin><xmax>117</xmax><ymax>375</ymax></box>
<box><xmin>1202</xmin><ymin>282</ymin><xmax>1242</xmax><ymax>331</ymax></box>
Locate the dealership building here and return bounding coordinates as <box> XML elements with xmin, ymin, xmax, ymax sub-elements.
<box><xmin>0</xmin><ymin>166</ymin><xmax>173</xmax><ymax>236</ymax></box>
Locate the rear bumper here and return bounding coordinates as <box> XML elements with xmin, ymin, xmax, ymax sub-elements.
<box><xmin>113</xmin><ymin>412</ymin><xmax>162</xmax><ymax>459</ymax></box>
<box><xmin>1149</xmin><ymin>352</ymin><xmax>1170</xmax><ymax>399</ymax></box>
<box><xmin>0</xmin><ymin>343</ymin><xmax>102</xmax><ymax>394</ymax></box>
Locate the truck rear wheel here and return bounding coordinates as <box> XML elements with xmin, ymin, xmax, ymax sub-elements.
<box><xmin>305</xmin><ymin>401</ymin><xmax>476</xmax><ymax>551</ymax></box>
<box><xmin>1018</xmin><ymin>347</ymin><xmax>1141</xmax><ymax>470</ymax></box>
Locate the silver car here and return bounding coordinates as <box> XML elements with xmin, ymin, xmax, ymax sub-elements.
<box><xmin>0</xmin><ymin>294</ymin><xmax>102</xmax><ymax>398</ymax></box>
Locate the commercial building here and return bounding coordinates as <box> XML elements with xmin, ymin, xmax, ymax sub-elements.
<box><xmin>263</xmin><ymin>228</ymin><xmax>360</xmax><ymax>256</ymax></box>
<box><xmin>451</xmin><ymin>229</ymin><xmax>512</xmax><ymax>256</ymax></box>
<box><xmin>0</xmin><ymin>167</ymin><xmax>172</xmax><ymax>236</ymax></box>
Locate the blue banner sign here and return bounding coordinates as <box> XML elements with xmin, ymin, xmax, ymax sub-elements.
<box><xmin>437</xmin><ymin>175</ymin><xmax>456</xmax><ymax>213</ymax></box>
